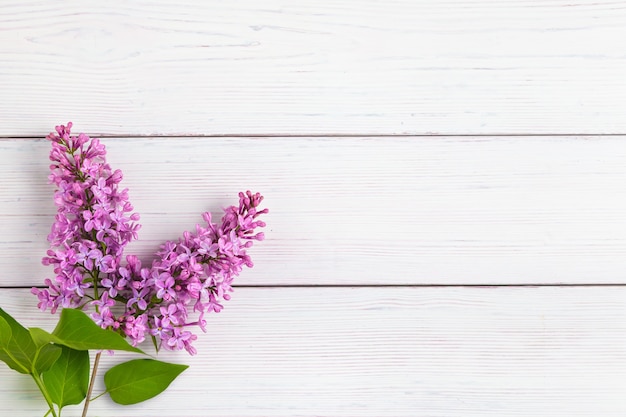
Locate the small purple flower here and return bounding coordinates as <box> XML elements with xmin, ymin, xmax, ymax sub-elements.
<box><xmin>91</xmin><ymin>308</ymin><xmax>115</xmax><ymax>329</ymax></box>
<box><xmin>91</xmin><ymin>294</ymin><xmax>116</xmax><ymax>328</ymax></box>
<box><xmin>154</xmin><ymin>272</ymin><xmax>176</xmax><ymax>301</ymax></box>
<box><xmin>150</xmin><ymin>315</ymin><xmax>173</xmax><ymax>341</ymax></box>
<box><xmin>159</xmin><ymin>303</ymin><xmax>182</xmax><ymax>328</ymax></box>
<box><xmin>166</xmin><ymin>328</ymin><xmax>197</xmax><ymax>355</ymax></box>
<box><xmin>126</xmin><ymin>284</ymin><xmax>151</xmax><ymax>311</ymax></box>
<box><xmin>123</xmin><ymin>314</ymin><xmax>148</xmax><ymax>346</ymax></box>
<box><xmin>91</xmin><ymin>177</ymin><xmax>112</xmax><ymax>202</ymax></box>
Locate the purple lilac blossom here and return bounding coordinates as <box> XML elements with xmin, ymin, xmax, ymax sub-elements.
<box><xmin>119</xmin><ymin>190</ymin><xmax>268</xmax><ymax>354</ymax></box>
<box><xmin>33</xmin><ymin>122</ymin><xmax>140</xmax><ymax>313</ymax></box>
<box><xmin>33</xmin><ymin>123</ymin><xmax>267</xmax><ymax>355</ymax></box>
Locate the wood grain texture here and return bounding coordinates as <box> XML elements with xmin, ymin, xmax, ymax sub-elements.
<box><xmin>1</xmin><ymin>1</ymin><xmax>625</xmax><ymax>416</ymax></box>
<box><xmin>1</xmin><ymin>286</ymin><xmax>625</xmax><ymax>417</ymax></box>
<box><xmin>2</xmin><ymin>136</ymin><xmax>626</xmax><ymax>286</ymax></box>
<box><xmin>2</xmin><ymin>1</ymin><xmax>626</xmax><ymax>136</ymax></box>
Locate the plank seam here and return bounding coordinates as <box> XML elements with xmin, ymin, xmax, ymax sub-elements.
<box><xmin>10</xmin><ymin>283</ymin><xmax>626</xmax><ymax>290</ymax></box>
<box><xmin>3</xmin><ymin>133</ymin><xmax>626</xmax><ymax>140</ymax></box>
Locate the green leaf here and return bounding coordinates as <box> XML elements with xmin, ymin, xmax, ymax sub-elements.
<box><xmin>35</xmin><ymin>344</ymin><xmax>62</xmax><ymax>375</ymax></box>
<box><xmin>104</xmin><ymin>359</ymin><xmax>188</xmax><ymax>405</ymax></box>
<box><xmin>29</xmin><ymin>328</ymin><xmax>62</xmax><ymax>374</ymax></box>
<box><xmin>42</xmin><ymin>345</ymin><xmax>89</xmax><ymax>408</ymax></box>
<box><xmin>52</xmin><ymin>309</ymin><xmax>143</xmax><ymax>354</ymax></box>
<box><xmin>0</xmin><ymin>308</ymin><xmax>38</xmax><ymax>374</ymax></box>
<box><xmin>0</xmin><ymin>316</ymin><xmax>11</xmax><ymax>347</ymax></box>
<box><xmin>29</xmin><ymin>327</ymin><xmax>55</xmax><ymax>346</ymax></box>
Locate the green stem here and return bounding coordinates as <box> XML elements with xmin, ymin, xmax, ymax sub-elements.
<box><xmin>31</xmin><ymin>374</ymin><xmax>58</xmax><ymax>417</ymax></box>
<box><xmin>89</xmin><ymin>391</ymin><xmax>107</xmax><ymax>402</ymax></box>
<box><xmin>3</xmin><ymin>347</ymin><xmax>57</xmax><ymax>417</ymax></box>
<box><xmin>81</xmin><ymin>351</ymin><xmax>102</xmax><ymax>417</ymax></box>
<box><xmin>82</xmin><ymin>255</ymin><xmax>102</xmax><ymax>417</ymax></box>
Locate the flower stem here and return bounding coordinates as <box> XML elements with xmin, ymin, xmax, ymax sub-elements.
<box><xmin>31</xmin><ymin>374</ymin><xmax>58</xmax><ymax>417</ymax></box>
<box><xmin>81</xmin><ymin>351</ymin><xmax>102</xmax><ymax>417</ymax></box>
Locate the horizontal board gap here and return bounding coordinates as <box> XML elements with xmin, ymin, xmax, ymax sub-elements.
<box><xmin>11</xmin><ymin>283</ymin><xmax>626</xmax><ymax>290</ymax></box>
<box><xmin>4</xmin><ymin>133</ymin><xmax>626</xmax><ymax>140</ymax></box>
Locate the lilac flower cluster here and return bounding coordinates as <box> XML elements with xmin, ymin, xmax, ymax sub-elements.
<box><xmin>33</xmin><ymin>122</ymin><xmax>140</xmax><ymax>313</ymax></box>
<box><xmin>33</xmin><ymin>123</ymin><xmax>267</xmax><ymax>355</ymax></box>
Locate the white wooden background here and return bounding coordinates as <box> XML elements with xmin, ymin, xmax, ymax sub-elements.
<box><xmin>1</xmin><ymin>1</ymin><xmax>626</xmax><ymax>416</ymax></box>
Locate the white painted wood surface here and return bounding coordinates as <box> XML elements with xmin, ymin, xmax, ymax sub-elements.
<box><xmin>3</xmin><ymin>136</ymin><xmax>626</xmax><ymax>286</ymax></box>
<box><xmin>2</xmin><ymin>287</ymin><xmax>626</xmax><ymax>417</ymax></box>
<box><xmin>1</xmin><ymin>1</ymin><xmax>626</xmax><ymax>416</ymax></box>
<box><xmin>2</xmin><ymin>0</ymin><xmax>626</xmax><ymax>136</ymax></box>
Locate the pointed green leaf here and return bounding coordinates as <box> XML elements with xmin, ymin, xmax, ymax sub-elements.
<box><xmin>52</xmin><ymin>309</ymin><xmax>143</xmax><ymax>354</ymax></box>
<box><xmin>29</xmin><ymin>327</ymin><xmax>55</xmax><ymax>346</ymax></box>
<box><xmin>0</xmin><ymin>308</ymin><xmax>37</xmax><ymax>374</ymax></box>
<box><xmin>104</xmin><ymin>359</ymin><xmax>188</xmax><ymax>405</ymax></box>
<box><xmin>42</xmin><ymin>345</ymin><xmax>89</xmax><ymax>408</ymax></box>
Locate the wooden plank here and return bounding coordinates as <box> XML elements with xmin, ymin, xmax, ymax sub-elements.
<box><xmin>1</xmin><ymin>1</ymin><xmax>626</xmax><ymax>136</ymax></box>
<box><xmin>3</xmin><ymin>136</ymin><xmax>626</xmax><ymax>286</ymax></box>
<box><xmin>1</xmin><ymin>286</ymin><xmax>625</xmax><ymax>416</ymax></box>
